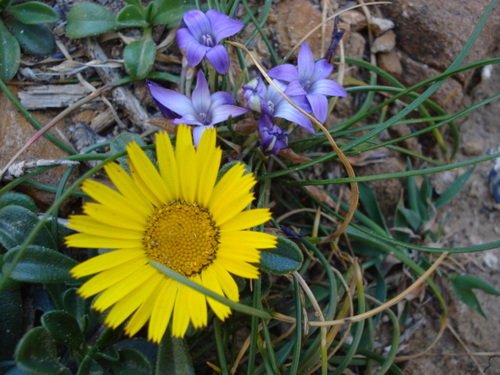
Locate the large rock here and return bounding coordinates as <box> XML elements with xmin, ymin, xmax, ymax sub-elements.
<box><xmin>381</xmin><ymin>0</ymin><xmax>500</xmax><ymax>84</ymax></box>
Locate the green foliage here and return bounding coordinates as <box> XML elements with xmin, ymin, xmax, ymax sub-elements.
<box><xmin>450</xmin><ymin>275</ymin><xmax>500</xmax><ymax>318</ymax></box>
<box><xmin>260</xmin><ymin>236</ymin><xmax>303</xmax><ymax>274</ymax></box>
<box><xmin>65</xmin><ymin>0</ymin><xmax>195</xmax><ymax>79</ymax></box>
<box><xmin>0</xmin><ymin>1</ymin><xmax>58</xmax><ymax>80</ymax></box>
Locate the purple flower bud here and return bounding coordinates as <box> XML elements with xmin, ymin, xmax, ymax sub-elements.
<box><xmin>258</xmin><ymin>115</ymin><xmax>288</xmax><ymax>155</ymax></box>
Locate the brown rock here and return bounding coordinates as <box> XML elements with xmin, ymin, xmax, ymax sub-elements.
<box><xmin>377</xmin><ymin>50</ymin><xmax>403</xmax><ymax>77</ymax></box>
<box><xmin>269</xmin><ymin>0</ymin><xmax>333</xmax><ymax>57</ymax></box>
<box><xmin>339</xmin><ymin>10</ymin><xmax>367</xmax><ymax>32</ymax></box>
<box><xmin>372</xmin><ymin>30</ymin><xmax>396</xmax><ymax>53</ymax></box>
<box><xmin>369</xmin><ymin>16</ymin><xmax>395</xmax><ymax>36</ymax></box>
<box><xmin>381</xmin><ymin>0</ymin><xmax>500</xmax><ymax>83</ymax></box>
<box><xmin>0</xmin><ymin>86</ymin><xmax>78</xmax><ymax>211</ymax></box>
<box><xmin>399</xmin><ymin>54</ymin><xmax>464</xmax><ymax>110</ymax></box>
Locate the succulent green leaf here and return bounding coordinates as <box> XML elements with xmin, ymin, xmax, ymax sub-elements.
<box><xmin>63</xmin><ymin>288</ymin><xmax>88</xmax><ymax>331</ymax></box>
<box><xmin>156</xmin><ymin>335</ymin><xmax>194</xmax><ymax>375</ymax></box>
<box><xmin>66</xmin><ymin>3</ymin><xmax>120</xmax><ymax>38</ymax></box>
<box><xmin>0</xmin><ymin>192</ymin><xmax>37</xmax><ymax>212</ymax></box>
<box><xmin>3</xmin><ymin>245</ymin><xmax>78</xmax><ymax>283</ymax></box>
<box><xmin>15</xmin><ymin>326</ymin><xmax>71</xmax><ymax>375</ymax></box>
<box><xmin>109</xmin><ymin>349</ymin><xmax>153</xmax><ymax>375</ymax></box>
<box><xmin>0</xmin><ymin>20</ymin><xmax>20</xmax><ymax>81</ymax></box>
<box><xmin>6</xmin><ymin>2</ymin><xmax>59</xmax><ymax>25</ymax></box>
<box><xmin>153</xmin><ymin>0</ymin><xmax>195</xmax><ymax>25</ymax></box>
<box><xmin>78</xmin><ymin>357</ymin><xmax>104</xmax><ymax>375</ymax></box>
<box><xmin>117</xmin><ymin>5</ymin><xmax>148</xmax><ymax>28</ymax></box>
<box><xmin>0</xmin><ymin>289</ymin><xmax>23</xmax><ymax>361</ymax></box>
<box><xmin>41</xmin><ymin>311</ymin><xmax>85</xmax><ymax>351</ymax></box>
<box><xmin>260</xmin><ymin>237</ymin><xmax>303</xmax><ymax>275</ymax></box>
<box><xmin>450</xmin><ymin>282</ymin><xmax>487</xmax><ymax>318</ymax></box>
<box><xmin>6</xmin><ymin>19</ymin><xmax>55</xmax><ymax>55</ymax></box>
<box><xmin>0</xmin><ymin>205</ymin><xmax>56</xmax><ymax>250</ymax></box>
<box><xmin>124</xmin><ymin>39</ymin><xmax>156</xmax><ymax>79</ymax></box>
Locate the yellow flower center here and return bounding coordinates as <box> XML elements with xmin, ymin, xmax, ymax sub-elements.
<box><xmin>144</xmin><ymin>202</ymin><xmax>219</xmax><ymax>277</ymax></box>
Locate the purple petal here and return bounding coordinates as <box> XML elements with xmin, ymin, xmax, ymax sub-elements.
<box><xmin>291</xmin><ymin>95</ymin><xmax>312</xmax><ymax>112</ymax></box>
<box><xmin>146</xmin><ymin>81</ymin><xmax>195</xmax><ymax>117</ymax></box>
<box><xmin>297</xmin><ymin>42</ymin><xmax>315</xmax><ymax>82</ymax></box>
<box><xmin>306</xmin><ymin>93</ymin><xmax>329</xmax><ymax>123</ymax></box>
<box><xmin>312</xmin><ymin>59</ymin><xmax>334</xmax><ymax>81</ymax></box>
<box><xmin>274</xmin><ymin>102</ymin><xmax>314</xmax><ymax>134</ymax></box>
<box><xmin>210</xmin><ymin>104</ymin><xmax>248</xmax><ymax>124</ymax></box>
<box><xmin>192</xmin><ymin>71</ymin><xmax>211</xmax><ymax>113</ymax></box>
<box><xmin>177</xmin><ymin>28</ymin><xmax>208</xmax><ymax>67</ymax></box>
<box><xmin>284</xmin><ymin>80</ymin><xmax>307</xmax><ymax>96</ymax></box>
<box><xmin>206</xmin><ymin>9</ymin><xmax>244</xmax><ymax>42</ymax></box>
<box><xmin>192</xmin><ymin>125</ymin><xmax>212</xmax><ymax>147</ymax></box>
<box><xmin>146</xmin><ymin>81</ymin><xmax>180</xmax><ymax>119</ymax></box>
<box><xmin>173</xmin><ymin>114</ymin><xmax>203</xmax><ymax>126</ymax></box>
<box><xmin>206</xmin><ymin>44</ymin><xmax>230</xmax><ymax>74</ymax></box>
<box><xmin>268</xmin><ymin>64</ymin><xmax>298</xmax><ymax>82</ymax></box>
<box><xmin>211</xmin><ymin>91</ymin><xmax>234</xmax><ymax>107</ymax></box>
<box><xmin>310</xmin><ymin>79</ymin><xmax>347</xmax><ymax>97</ymax></box>
<box><xmin>183</xmin><ymin>10</ymin><xmax>211</xmax><ymax>39</ymax></box>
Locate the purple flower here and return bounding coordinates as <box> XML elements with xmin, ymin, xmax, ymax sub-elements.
<box><xmin>242</xmin><ymin>77</ymin><xmax>314</xmax><ymax>134</ymax></box>
<box><xmin>258</xmin><ymin>115</ymin><xmax>288</xmax><ymax>155</ymax></box>
<box><xmin>176</xmin><ymin>9</ymin><xmax>244</xmax><ymax>74</ymax></box>
<box><xmin>146</xmin><ymin>80</ymin><xmax>181</xmax><ymax>119</ymax></box>
<box><xmin>268</xmin><ymin>42</ymin><xmax>347</xmax><ymax>123</ymax></box>
<box><xmin>147</xmin><ymin>70</ymin><xmax>248</xmax><ymax>145</ymax></box>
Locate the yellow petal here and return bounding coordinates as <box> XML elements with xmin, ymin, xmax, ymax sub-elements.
<box><xmin>125</xmin><ymin>273</ymin><xmax>165</xmax><ymax>338</ymax></box>
<box><xmin>219</xmin><ymin>208</ymin><xmax>271</xmax><ymax>232</ymax></box>
<box><xmin>201</xmin><ymin>266</ymin><xmax>232</xmax><ymax>320</ymax></box>
<box><xmin>175</xmin><ymin>125</ymin><xmax>197</xmax><ymax>203</ymax></box>
<box><xmin>215</xmin><ymin>257</ymin><xmax>259</xmax><ymax>279</ymax></box>
<box><xmin>93</xmin><ymin>264</ymin><xmax>157</xmax><ymax>311</ymax></box>
<box><xmin>149</xmin><ymin>279</ymin><xmax>178</xmax><ymax>343</ymax></box>
<box><xmin>171</xmin><ymin>283</ymin><xmax>191</xmax><ymax>337</ymax></box>
<box><xmin>66</xmin><ymin>232</ymin><xmax>142</xmax><ymax>249</ymax></box>
<box><xmin>195</xmin><ymin>127</ymin><xmax>221</xmax><ymax>206</ymax></box>
<box><xmin>83</xmin><ymin>202</ymin><xmax>146</xmax><ymax>230</ymax></box>
<box><xmin>127</xmin><ymin>142</ymin><xmax>171</xmax><ymax>206</ymax></box>
<box><xmin>156</xmin><ymin>132</ymin><xmax>179</xmax><ymax>199</ymax></box>
<box><xmin>70</xmin><ymin>248</ymin><xmax>144</xmax><ymax>278</ymax></box>
<box><xmin>77</xmin><ymin>258</ymin><xmax>145</xmax><ymax>297</ymax></box>
<box><xmin>221</xmin><ymin>230</ymin><xmax>277</xmax><ymax>249</ymax></box>
<box><xmin>68</xmin><ymin>215</ymin><xmax>143</xmax><ymax>240</ymax></box>
<box><xmin>105</xmin><ymin>272</ymin><xmax>162</xmax><ymax>328</ymax></box>
<box><xmin>187</xmin><ymin>274</ymin><xmax>207</xmax><ymax>329</ymax></box>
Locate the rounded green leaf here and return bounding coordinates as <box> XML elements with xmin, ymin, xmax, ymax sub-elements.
<box><xmin>0</xmin><ymin>20</ymin><xmax>20</xmax><ymax>80</ymax></box>
<box><xmin>41</xmin><ymin>311</ymin><xmax>85</xmax><ymax>350</ymax></box>
<box><xmin>0</xmin><ymin>289</ymin><xmax>23</xmax><ymax>361</ymax></box>
<box><xmin>6</xmin><ymin>19</ymin><xmax>55</xmax><ymax>55</ymax></box>
<box><xmin>124</xmin><ymin>39</ymin><xmax>156</xmax><ymax>79</ymax></box>
<box><xmin>6</xmin><ymin>2</ymin><xmax>59</xmax><ymax>25</ymax></box>
<box><xmin>259</xmin><ymin>237</ymin><xmax>303</xmax><ymax>275</ymax></box>
<box><xmin>0</xmin><ymin>192</ymin><xmax>37</xmax><ymax>212</ymax></box>
<box><xmin>0</xmin><ymin>205</ymin><xmax>56</xmax><ymax>250</ymax></box>
<box><xmin>117</xmin><ymin>5</ymin><xmax>148</xmax><ymax>28</ymax></box>
<box><xmin>66</xmin><ymin>3</ymin><xmax>119</xmax><ymax>38</ymax></box>
<box><xmin>110</xmin><ymin>349</ymin><xmax>153</xmax><ymax>375</ymax></box>
<box><xmin>3</xmin><ymin>245</ymin><xmax>78</xmax><ymax>283</ymax></box>
<box><xmin>63</xmin><ymin>288</ymin><xmax>88</xmax><ymax>330</ymax></box>
<box><xmin>78</xmin><ymin>357</ymin><xmax>104</xmax><ymax>375</ymax></box>
<box><xmin>15</xmin><ymin>326</ymin><xmax>71</xmax><ymax>375</ymax></box>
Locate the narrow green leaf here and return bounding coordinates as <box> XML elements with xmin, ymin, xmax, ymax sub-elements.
<box><xmin>156</xmin><ymin>336</ymin><xmax>195</xmax><ymax>375</ymax></box>
<box><xmin>6</xmin><ymin>2</ymin><xmax>59</xmax><ymax>25</ymax></box>
<box><xmin>15</xmin><ymin>326</ymin><xmax>71</xmax><ymax>375</ymax></box>
<box><xmin>358</xmin><ymin>182</ymin><xmax>389</xmax><ymax>234</ymax></box>
<box><xmin>124</xmin><ymin>39</ymin><xmax>156</xmax><ymax>79</ymax></box>
<box><xmin>66</xmin><ymin>3</ymin><xmax>120</xmax><ymax>38</ymax></box>
<box><xmin>260</xmin><ymin>237</ymin><xmax>303</xmax><ymax>275</ymax></box>
<box><xmin>117</xmin><ymin>5</ymin><xmax>149</xmax><ymax>28</ymax></box>
<box><xmin>450</xmin><ymin>283</ymin><xmax>486</xmax><ymax>318</ymax></box>
<box><xmin>0</xmin><ymin>288</ymin><xmax>23</xmax><ymax>361</ymax></box>
<box><xmin>6</xmin><ymin>20</ymin><xmax>55</xmax><ymax>55</ymax></box>
<box><xmin>435</xmin><ymin>166</ymin><xmax>475</xmax><ymax>209</ymax></box>
<box><xmin>405</xmin><ymin>159</ymin><xmax>422</xmax><ymax>223</ymax></box>
<box><xmin>0</xmin><ymin>192</ymin><xmax>37</xmax><ymax>212</ymax></box>
<box><xmin>3</xmin><ymin>245</ymin><xmax>78</xmax><ymax>283</ymax></box>
<box><xmin>42</xmin><ymin>311</ymin><xmax>85</xmax><ymax>351</ymax></box>
<box><xmin>0</xmin><ymin>20</ymin><xmax>20</xmax><ymax>80</ymax></box>
<box><xmin>450</xmin><ymin>274</ymin><xmax>500</xmax><ymax>296</ymax></box>
<box><xmin>395</xmin><ymin>206</ymin><xmax>421</xmax><ymax>233</ymax></box>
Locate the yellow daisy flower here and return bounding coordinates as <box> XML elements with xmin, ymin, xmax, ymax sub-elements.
<box><xmin>66</xmin><ymin>125</ymin><xmax>276</xmax><ymax>342</ymax></box>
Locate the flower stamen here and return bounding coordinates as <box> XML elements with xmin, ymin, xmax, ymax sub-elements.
<box><xmin>144</xmin><ymin>201</ymin><xmax>219</xmax><ymax>277</ymax></box>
